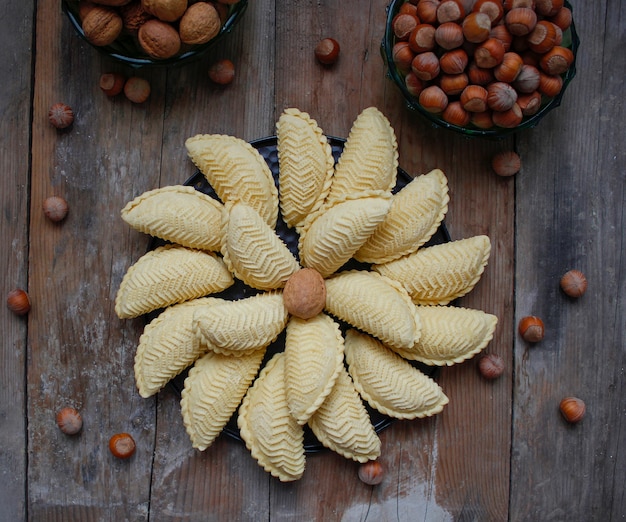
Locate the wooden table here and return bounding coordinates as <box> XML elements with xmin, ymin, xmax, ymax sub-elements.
<box><xmin>1</xmin><ymin>1</ymin><xmax>624</xmax><ymax>520</ymax></box>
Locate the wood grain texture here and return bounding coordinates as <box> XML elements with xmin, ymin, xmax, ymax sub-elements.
<box><xmin>0</xmin><ymin>1</ymin><xmax>35</xmax><ymax>521</ymax></box>
<box><xmin>511</xmin><ymin>0</ymin><xmax>626</xmax><ymax>519</ymax></box>
<box><xmin>0</xmin><ymin>0</ymin><xmax>623</xmax><ymax>520</ymax></box>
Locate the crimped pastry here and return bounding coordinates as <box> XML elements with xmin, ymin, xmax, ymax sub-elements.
<box><xmin>308</xmin><ymin>364</ymin><xmax>381</xmax><ymax>463</ymax></box>
<box><xmin>121</xmin><ymin>185</ymin><xmax>224</xmax><ymax>252</ymax></box>
<box><xmin>181</xmin><ymin>347</ymin><xmax>266</xmax><ymax>451</ymax></box>
<box><xmin>115</xmin><ymin>245</ymin><xmax>234</xmax><ymax>319</ymax></box>
<box><xmin>193</xmin><ymin>291</ymin><xmax>288</xmax><ymax>355</ymax></box>
<box><xmin>185</xmin><ymin>134</ymin><xmax>278</xmax><ymax>228</ymax></box>
<box><xmin>283</xmin><ymin>314</ymin><xmax>344</xmax><ymax>425</ymax></box>
<box><xmin>324</xmin><ymin>270</ymin><xmax>421</xmax><ymax>351</ymax></box>
<box><xmin>344</xmin><ymin>329</ymin><xmax>449</xmax><ymax>419</ymax></box>
<box><xmin>298</xmin><ymin>191</ymin><xmax>392</xmax><ymax>278</ymax></box>
<box><xmin>238</xmin><ymin>353</ymin><xmax>306</xmax><ymax>482</ymax></box>
<box><xmin>354</xmin><ymin>169</ymin><xmax>449</xmax><ymax>264</ymax></box>
<box><xmin>276</xmin><ymin>108</ymin><xmax>334</xmax><ymax>230</ymax></box>
<box><xmin>373</xmin><ymin>235</ymin><xmax>491</xmax><ymax>305</ymax></box>
<box><xmin>326</xmin><ymin>107</ymin><xmax>398</xmax><ymax>203</ymax></box>
<box><xmin>134</xmin><ymin>297</ymin><xmax>222</xmax><ymax>398</ymax></box>
<box><xmin>392</xmin><ymin>305</ymin><xmax>498</xmax><ymax>365</ymax></box>
<box><xmin>221</xmin><ymin>201</ymin><xmax>300</xmax><ymax>290</ymax></box>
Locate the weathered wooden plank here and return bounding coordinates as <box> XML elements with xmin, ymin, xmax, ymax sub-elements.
<box><xmin>0</xmin><ymin>1</ymin><xmax>35</xmax><ymax>520</ymax></box>
<box><xmin>147</xmin><ymin>1</ymin><xmax>278</xmax><ymax>519</ymax></box>
<box><xmin>27</xmin><ymin>1</ymin><xmax>165</xmax><ymax>518</ymax></box>
<box><xmin>511</xmin><ymin>0</ymin><xmax>626</xmax><ymax>519</ymax></box>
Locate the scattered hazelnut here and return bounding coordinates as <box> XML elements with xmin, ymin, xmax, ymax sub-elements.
<box><xmin>518</xmin><ymin>315</ymin><xmax>544</xmax><ymax>343</ymax></box>
<box><xmin>7</xmin><ymin>289</ymin><xmax>31</xmax><ymax>316</ymax></box>
<box><xmin>208</xmin><ymin>59</ymin><xmax>235</xmax><ymax>85</ymax></box>
<box><xmin>560</xmin><ymin>269</ymin><xmax>587</xmax><ymax>298</ymax></box>
<box><xmin>123</xmin><ymin>77</ymin><xmax>151</xmax><ymax>103</ymax></box>
<box><xmin>478</xmin><ymin>353</ymin><xmax>505</xmax><ymax>380</ymax></box>
<box><xmin>315</xmin><ymin>38</ymin><xmax>340</xmax><ymax>65</ymax></box>
<box><xmin>56</xmin><ymin>407</ymin><xmax>83</xmax><ymax>435</ymax></box>
<box><xmin>559</xmin><ymin>396</ymin><xmax>585</xmax><ymax>423</ymax></box>
<box><xmin>99</xmin><ymin>72</ymin><xmax>126</xmax><ymax>96</ymax></box>
<box><xmin>283</xmin><ymin>268</ymin><xmax>326</xmax><ymax>320</ymax></box>
<box><xmin>109</xmin><ymin>432</ymin><xmax>136</xmax><ymax>459</ymax></box>
<box><xmin>43</xmin><ymin>196</ymin><xmax>69</xmax><ymax>222</ymax></box>
<box><xmin>358</xmin><ymin>460</ymin><xmax>384</xmax><ymax>486</ymax></box>
<box><xmin>48</xmin><ymin>103</ymin><xmax>74</xmax><ymax>129</ymax></box>
<box><xmin>491</xmin><ymin>150</ymin><xmax>521</xmax><ymax>176</ymax></box>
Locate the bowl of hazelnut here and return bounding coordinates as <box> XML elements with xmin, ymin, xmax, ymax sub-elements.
<box><xmin>62</xmin><ymin>0</ymin><xmax>247</xmax><ymax>68</ymax></box>
<box><xmin>382</xmin><ymin>0</ymin><xmax>579</xmax><ymax>137</ymax></box>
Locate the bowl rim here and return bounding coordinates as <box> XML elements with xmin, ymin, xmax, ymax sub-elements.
<box><xmin>62</xmin><ymin>0</ymin><xmax>248</xmax><ymax>68</ymax></box>
<box><xmin>381</xmin><ymin>0</ymin><xmax>579</xmax><ymax>138</ymax></box>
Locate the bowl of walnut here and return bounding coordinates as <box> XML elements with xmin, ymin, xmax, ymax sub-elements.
<box><xmin>62</xmin><ymin>0</ymin><xmax>247</xmax><ymax>68</ymax></box>
<box><xmin>381</xmin><ymin>0</ymin><xmax>578</xmax><ymax>137</ymax></box>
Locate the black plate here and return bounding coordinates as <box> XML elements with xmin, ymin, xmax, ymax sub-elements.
<box><xmin>164</xmin><ymin>136</ymin><xmax>450</xmax><ymax>452</ymax></box>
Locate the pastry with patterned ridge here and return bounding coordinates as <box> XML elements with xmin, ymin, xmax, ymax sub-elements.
<box><xmin>193</xmin><ymin>291</ymin><xmax>288</xmax><ymax>356</ymax></box>
<box><xmin>185</xmin><ymin>134</ymin><xmax>279</xmax><ymax>228</ymax></box>
<box><xmin>134</xmin><ymin>297</ymin><xmax>222</xmax><ymax>398</ymax></box>
<box><xmin>115</xmin><ymin>244</ymin><xmax>234</xmax><ymax>319</ymax></box>
<box><xmin>283</xmin><ymin>313</ymin><xmax>344</xmax><ymax>425</ymax></box>
<box><xmin>308</xmin><ymin>364</ymin><xmax>381</xmax><ymax>463</ymax></box>
<box><xmin>324</xmin><ymin>270</ymin><xmax>421</xmax><ymax>351</ymax></box>
<box><xmin>354</xmin><ymin>169</ymin><xmax>449</xmax><ymax>264</ymax></box>
<box><xmin>298</xmin><ymin>191</ymin><xmax>392</xmax><ymax>278</ymax></box>
<box><xmin>238</xmin><ymin>352</ymin><xmax>306</xmax><ymax>482</ymax></box>
<box><xmin>392</xmin><ymin>305</ymin><xmax>498</xmax><ymax>366</ymax></box>
<box><xmin>374</xmin><ymin>235</ymin><xmax>491</xmax><ymax>305</ymax></box>
<box><xmin>221</xmin><ymin>201</ymin><xmax>300</xmax><ymax>290</ymax></box>
<box><xmin>121</xmin><ymin>185</ymin><xmax>224</xmax><ymax>252</ymax></box>
<box><xmin>276</xmin><ymin>108</ymin><xmax>334</xmax><ymax>230</ymax></box>
<box><xmin>325</xmin><ymin>107</ymin><xmax>398</xmax><ymax>204</ymax></box>
<box><xmin>181</xmin><ymin>347</ymin><xmax>266</xmax><ymax>451</ymax></box>
<box><xmin>344</xmin><ymin>329</ymin><xmax>449</xmax><ymax>419</ymax></box>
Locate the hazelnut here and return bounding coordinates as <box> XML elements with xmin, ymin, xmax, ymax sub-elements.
<box><xmin>138</xmin><ymin>18</ymin><xmax>181</xmax><ymax>59</ymax></box>
<box><xmin>124</xmin><ymin>76</ymin><xmax>151</xmax><ymax>103</ymax></box>
<box><xmin>56</xmin><ymin>407</ymin><xmax>83</xmax><ymax>435</ymax></box>
<box><xmin>416</xmin><ymin>0</ymin><xmax>441</xmax><ymax>24</ymax></box>
<box><xmin>43</xmin><ymin>196</ymin><xmax>69</xmax><ymax>222</ymax></box>
<box><xmin>487</xmin><ymin>81</ymin><xmax>517</xmax><ymax>111</ymax></box>
<box><xmin>405</xmin><ymin>72</ymin><xmax>425</xmax><ymax>97</ymax></box>
<box><xmin>474</xmin><ymin>37</ymin><xmax>505</xmax><ymax>68</ymax></box>
<box><xmin>208</xmin><ymin>59</ymin><xmax>235</xmax><ymax>85</ymax></box>
<box><xmin>478</xmin><ymin>353</ymin><xmax>505</xmax><ymax>380</ymax></box>
<box><xmin>436</xmin><ymin>0</ymin><xmax>465</xmax><ymax>24</ymax></box>
<box><xmin>467</xmin><ymin>61</ymin><xmax>495</xmax><ymax>85</ymax></box>
<box><xmin>435</xmin><ymin>22</ymin><xmax>464</xmax><ymax>50</ymax></box>
<box><xmin>462</xmin><ymin>12</ymin><xmax>492</xmax><ymax>44</ymax></box>
<box><xmin>439</xmin><ymin>48</ymin><xmax>468</xmax><ymax>75</ymax></box>
<box><xmin>559</xmin><ymin>397</ymin><xmax>585</xmax><ymax>424</ymax></box>
<box><xmin>442</xmin><ymin>100</ymin><xmax>471</xmax><ymax>126</ymax></box>
<box><xmin>539</xmin><ymin>45</ymin><xmax>574</xmax><ymax>75</ymax></box>
<box><xmin>7</xmin><ymin>289</ymin><xmax>31</xmax><ymax>316</ymax></box>
<box><xmin>392</xmin><ymin>42</ymin><xmax>415</xmax><ymax>73</ymax></box>
<box><xmin>535</xmin><ymin>0</ymin><xmax>564</xmax><ymax>17</ymax></box>
<box><xmin>419</xmin><ymin>85</ymin><xmax>449</xmax><ymax>113</ymax></box>
<box><xmin>459</xmin><ymin>84</ymin><xmax>488</xmax><ymax>112</ymax></box>
<box><xmin>411</xmin><ymin>51</ymin><xmax>440</xmax><ymax>81</ymax></box>
<box><xmin>505</xmin><ymin>7</ymin><xmax>537</xmax><ymax>36</ymax></box>
<box><xmin>516</xmin><ymin>91</ymin><xmax>542</xmax><ymax>116</ymax></box>
<box><xmin>439</xmin><ymin>73</ymin><xmax>469</xmax><ymax>96</ymax></box>
<box><xmin>513</xmin><ymin>64</ymin><xmax>541</xmax><ymax>93</ymax></box>
<box><xmin>358</xmin><ymin>460</ymin><xmax>384</xmax><ymax>486</ymax></box>
<box><xmin>99</xmin><ymin>72</ymin><xmax>126</xmax><ymax>96</ymax></box>
<box><xmin>527</xmin><ymin>20</ymin><xmax>558</xmax><ymax>54</ymax></box>
<box><xmin>283</xmin><ymin>268</ymin><xmax>326</xmax><ymax>320</ymax></box>
<box><xmin>493</xmin><ymin>52</ymin><xmax>523</xmax><ymax>83</ymax></box>
<box><xmin>141</xmin><ymin>0</ymin><xmax>187</xmax><ymax>22</ymax></box>
<box><xmin>392</xmin><ymin>13</ymin><xmax>420</xmax><ymax>41</ymax></box>
<box><xmin>81</xmin><ymin>6</ymin><xmax>123</xmax><ymax>46</ymax></box>
<box><xmin>109</xmin><ymin>432</ymin><xmax>136</xmax><ymax>459</ymax></box>
<box><xmin>560</xmin><ymin>269</ymin><xmax>587</xmax><ymax>298</ymax></box>
<box><xmin>491</xmin><ymin>150</ymin><xmax>521</xmax><ymax>176</ymax></box>
<box><xmin>473</xmin><ymin>0</ymin><xmax>504</xmax><ymax>24</ymax></box>
<box><xmin>492</xmin><ymin>103</ymin><xmax>523</xmax><ymax>128</ymax></box>
<box><xmin>470</xmin><ymin>110</ymin><xmax>494</xmax><ymax>129</ymax></box>
<box><xmin>179</xmin><ymin>2</ymin><xmax>221</xmax><ymax>45</ymax></box>
<box><xmin>48</xmin><ymin>103</ymin><xmax>74</xmax><ymax>129</ymax></box>
<box><xmin>518</xmin><ymin>315</ymin><xmax>544</xmax><ymax>343</ymax></box>
<box><xmin>314</xmin><ymin>38</ymin><xmax>340</xmax><ymax>65</ymax></box>
<box><xmin>547</xmin><ymin>6</ymin><xmax>572</xmax><ymax>31</ymax></box>
<box><xmin>537</xmin><ymin>71</ymin><xmax>563</xmax><ymax>97</ymax></box>
<box><xmin>408</xmin><ymin>24</ymin><xmax>436</xmax><ymax>53</ymax></box>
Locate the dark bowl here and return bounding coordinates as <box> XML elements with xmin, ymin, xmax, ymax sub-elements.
<box><xmin>62</xmin><ymin>0</ymin><xmax>248</xmax><ymax>68</ymax></box>
<box><xmin>381</xmin><ymin>0</ymin><xmax>579</xmax><ymax>138</ymax></box>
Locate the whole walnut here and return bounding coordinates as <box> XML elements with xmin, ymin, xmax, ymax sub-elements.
<box><xmin>141</xmin><ymin>0</ymin><xmax>188</xmax><ymax>22</ymax></box>
<box><xmin>119</xmin><ymin>1</ymin><xmax>153</xmax><ymax>32</ymax></box>
<box><xmin>138</xmin><ymin>19</ymin><xmax>181</xmax><ymax>58</ymax></box>
<box><xmin>179</xmin><ymin>2</ymin><xmax>221</xmax><ymax>45</ymax></box>
<box><xmin>82</xmin><ymin>6</ymin><xmax>123</xmax><ymax>46</ymax></box>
